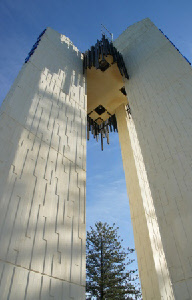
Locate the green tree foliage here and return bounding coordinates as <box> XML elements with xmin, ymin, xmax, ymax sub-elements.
<box><xmin>86</xmin><ymin>222</ymin><xmax>142</xmax><ymax>299</ymax></box>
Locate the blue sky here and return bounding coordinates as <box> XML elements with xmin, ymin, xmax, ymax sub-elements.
<box><xmin>1</xmin><ymin>0</ymin><xmax>192</xmax><ymax>281</ymax></box>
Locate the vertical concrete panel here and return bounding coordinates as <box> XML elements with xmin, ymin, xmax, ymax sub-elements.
<box><xmin>116</xmin><ymin>105</ymin><xmax>172</xmax><ymax>299</ymax></box>
<box><xmin>115</xmin><ymin>18</ymin><xmax>192</xmax><ymax>299</ymax></box>
<box><xmin>0</xmin><ymin>28</ymin><xmax>86</xmax><ymax>299</ymax></box>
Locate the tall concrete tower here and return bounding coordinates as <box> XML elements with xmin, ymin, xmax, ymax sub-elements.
<box><xmin>0</xmin><ymin>18</ymin><xmax>192</xmax><ymax>299</ymax></box>
<box><xmin>0</xmin><ymin>28</ymin><xmax>86</xmax><ymax>299</ymax></box>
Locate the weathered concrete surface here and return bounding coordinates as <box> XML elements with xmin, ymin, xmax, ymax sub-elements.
<box><xmin>115</xmin><ymin>18</ymin><xmax>192</xmax><ymax>299</ymax></box>
<box><xmin>0</xmin><ymin>28</ymin><xmax>86</xmax><ymax>299</ymax></box>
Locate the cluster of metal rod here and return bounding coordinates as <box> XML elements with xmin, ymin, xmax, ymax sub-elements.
<box><xmin>87</xmin><ymin>114</ymin><xmax>118</xmax><ymax>151</ymax></box>
<box><xmin>25</xmin><ymin>29</ymin><xmax>46</xmax><ymax>63</ymax></box>
<box><xmin>83</xmin><ymin>35</ymin><xmax>129</xmax><ymax>79</ymax></box>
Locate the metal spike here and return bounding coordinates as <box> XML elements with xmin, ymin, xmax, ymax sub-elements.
<box><xmin>107</xmin><ymin>130</ymin><xmax>109</xmax><ymax>144</ymax></box>
<box><xmin>101</xmin><ymin>131</ymin><xmax>103</xmax><ymax>151</ymax></box>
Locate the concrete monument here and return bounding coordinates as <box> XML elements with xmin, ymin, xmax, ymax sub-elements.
<box><xmin>0</xmin><ymin>18</ymin><xmax>192</xmax><ymax>299</ymax></box>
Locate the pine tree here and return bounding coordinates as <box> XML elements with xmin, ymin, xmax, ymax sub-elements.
<box><xmin>86</xmin><ymin>222</ymin><xmax>142</xmax><ymax>299</ymax></box>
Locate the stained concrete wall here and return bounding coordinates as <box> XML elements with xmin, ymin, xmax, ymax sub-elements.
<box><xmin>0</xmin><ymin>28</ymin><xmax>87</xmax><ymax>299</ymax></box>
<box><xmin>115</xmin><ymin>18</ymin><xmax>192</xmax><ymax>299</ymax></box>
